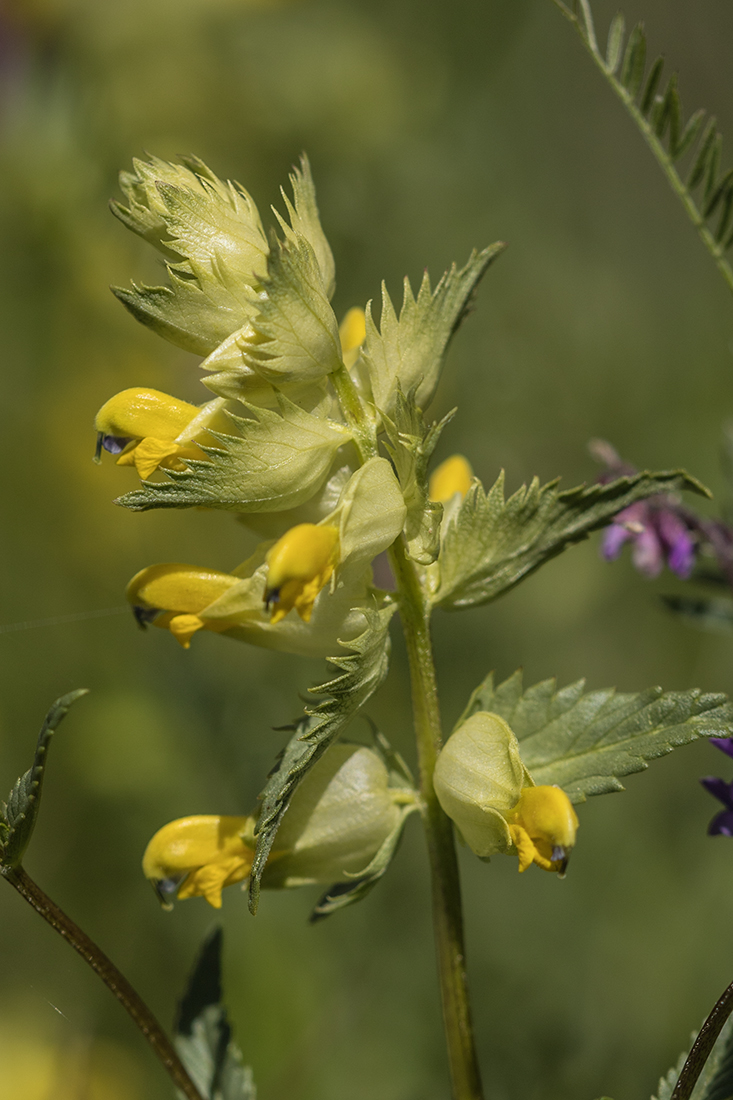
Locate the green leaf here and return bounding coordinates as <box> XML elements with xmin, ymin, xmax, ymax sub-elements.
<box><xmin>662</xmin><ymin>595</ymin><xmax>733</xmax><ymax>635</ymax></box>
<box><xmin>275</xmin><ymin>154</ymin><xmax>336</xmax><ymax>300</ymax></box>
<box><xmin>382</xmin><ymin>393</ymin><xmax>454</xmax><ymax>566</ymax></box>
<box><xmin>674</xmin><ymin>108</ymin><xmax>706</xmax><ymax>163</ymax></box>
<box><xmin>240</xmin><ymin>230</ymin><xmax>342</xmax><ymax>385</ymax></box>
<box><xmin>688</xmin><ymin>118</ymin><xmax>718</xmax><ymax>189</ymax></box>
<box><xmin>640</xmin><ymin>55</ymin><xmax>664</xmax><ymax>116</ymax></box>
<box><xmin>652</xmin><ymin>1013</ymin><xmax>733</xmax><ymax>1100</ymax></box>
<box><xmin>361</xmin><ymin>243</ymin><xmax>505</xmax><ymax>417</ymax></box>
<box><xmin>605</xmin><ymin>12</ymin><xmax>625</xmax><ymax>75</ymax></box>
<box><xmin>248</xmin><ymin>604</ymin><xmax>396</xmax><ymax>913</ymax></box>
<box><xmin>115</xmin><ymin>394</ymin><xmax>350</xmax><ymax>514</ymax></box>
<box><xmin>620</xmin><ymin>22</ymin><xmax>646</xmax><ymax>97</ymax></box>
<box><xmin>1</xmin><ymin>690</ymin><xmax>88</xmax><ymax>868</ymax></box>
<box><xmin>175</xmin><ymin>928</ymin><xmax>256</xmax><ymax>1100</ymax></box>
<box><xmin>431</xmin><ymin>468</ymin><xmax>708</xmax><ymax>611</ymax></box>
<box><xmin>460</xmin><ymin>670</ymin><xmax>733</xmax><ymax>804</ymax></box>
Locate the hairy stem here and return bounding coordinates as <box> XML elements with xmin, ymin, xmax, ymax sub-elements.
<box><xmin>552</xmin><ymin>0</ymin><xmax>733</xmax><ymax>297</ymax></box>
<box><xmin>390</xmin><ymin>537</ymin><xmax>484</xmax><ymax>1100</ymax></box>
<box><xmin>1</xmin><ymin>865</ymin><xmax>205</xmax><ymax>1100</ymax></box>
<box><xmin>670</xmin><ymin>977</ymin><xmax>733</xmax><ymax>1100</ymax></box>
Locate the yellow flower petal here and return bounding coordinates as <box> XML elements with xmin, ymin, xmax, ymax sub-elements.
<box><xmin>339</xmin><ymin>307</ymin><xmax>366</xmax><ymax>369</ymax></box>
<box><xmin>142</xmin><ymin>815</ymin><xmax>254</xmax><ymax>909</ymax></box>
<box><xmin>95</xmin><ymin>388</ymin><xmax>200</xmax><ymax>441</ymax></box>
<box><xmin>508</xmin><ymin>786</ymin><xmax>579</xmax><ymax>874</ymax></box>
<box><xmin>265</xmin><ymin>524</ymin><xmax>340</xmax><ymax>623</ymax></box>
<box><xmin>429</xmin><ymin>454</ymin><xmax>473</xmax><ymax>503</ymax></box>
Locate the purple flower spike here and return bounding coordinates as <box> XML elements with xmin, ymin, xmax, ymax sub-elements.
<box><xmin>656</xmin><ymin>510</ymin><xmax>696</xmax><ymax>579</ymax></box>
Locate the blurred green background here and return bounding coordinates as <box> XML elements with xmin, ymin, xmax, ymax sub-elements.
<box><xmin>2</xmin><ymin>0</ymin><xmax>733</xmax><ymax>1096</ymax></box>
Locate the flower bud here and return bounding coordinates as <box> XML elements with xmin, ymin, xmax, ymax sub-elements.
<box><xmin>94</xmin><ymin>388</ymin><xmax>229</xmax><ymax>480</ymax></box>
<box><xmin>339</xmin><ymin>307</ymin><xmax>366</xmax><ymax>370</ymax></box>
<box><xmin>265</xmin><ymin>523</ymin><xmax>340</xmax><ymax>624</ymax></box>
<box><xmin>433</xmin><ymin>711</ymin><xmax>578</xmax><ymax>874</ymax></box>
<box><xmin>429</xmin><ymin>455</ymin><xmax>473</xmax><ymax>503</ymax></box>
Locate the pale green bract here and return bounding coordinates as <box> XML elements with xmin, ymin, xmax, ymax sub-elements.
<box><xmin>116</xmin><ymin>394</ymin><xmax>351</xmax><ymax>514</ymax></box>
<box><xmin>360</xmin><ymin>243</ymin><xmax>505</xmax><ymax>418</ymax></box>
<box><xmin>237</xmin><ymin>229</ymin><xmax>342</xmax><ymax>385</ymax></box>
<box><xmin>460</xmin><ymin>670</ymin><xmax>733</xmax><ymax>803</ymax></box>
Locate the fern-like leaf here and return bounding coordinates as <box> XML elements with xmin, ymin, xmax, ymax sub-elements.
<box><xmin>552</xmin><ymin>0</ymin><xmax>733</xmax><ymax>297</ymax></box>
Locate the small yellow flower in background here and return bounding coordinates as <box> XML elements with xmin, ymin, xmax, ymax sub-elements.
<box><xmin>339</xmin><ymin>307</ymin><xmax>366</xmax><ymax>370</ymax></box>
<box><xmin>507</xmin><ymin>785</ymin><xmax>579</xmax><ymax>875</ymax></box>
<box><xmin>433</xmin><ymin>711</ymin><xmax>579</xmax><ymax>875</ymax></box>
<box><xmin>429</xmin><ymin>454</ymin><xmax>473</xmax><ymax>503</ymax></box>
<box><xmin>94</xmin><ymin>387</ymin><xmax>229</xmax><ymax>480</ymax></box>
<box><xmin>126</xmin><ymin>563</ymin><xmax>241</xmax><ymax>648</ymax></box>
<box><xmin>265</xmin><ymin>523</ymin><xmax>340</xmax><ymax>623</ymax></box>
<box><xmin>143</xmin><ymin>815</ymin><xmax>255</xmax><ymax>909</ymax></box>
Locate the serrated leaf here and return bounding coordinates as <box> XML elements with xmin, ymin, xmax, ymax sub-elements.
<box><xmin>620</xmin><ymin>22</ymin><xmax>646</xmax><ymax>97</ymax></box>
<box><xmin>382</xmin><ymin>393</ymin><xmax>454</xmax><ymax>565</ymax></box>
<box><xmin>248</xmin><ymin>604</ymin><xmax>396</xmax><ymax>913</ymax></box>
<box><xmin>310</xmin><ymin>806</ymin><xmax>414</xmax><ymax>921</ymax></box>
<box><xmin>431</xmin><ymin>468</ymin><xmax>707</xmax><ymax>611</ymax></box>
<box><xmin>361</xmin><ymin>243</ymin><xmax>505</xmax><ymax>417</ymax></box>
<box><xmin>115</xmin><ymin>394</ymin><xmax>350</xmax><ymax>514</ymax></box>
<box><xmin>2</xmin><ymin>690</ymin><xmax>88</xmax><ymax>868</ymax></box>
<box><xmin>240</xmin><ymin>230</ymin><xmax>341</xmax><ymax>385</ymax></box>
<box><xmin>460</xmin><ymin>670</ymin><xmax>733</xmax><ymax>803</ymax></box>
<box><xmin>662</xmin><ymin>595</ymin><xmax>733</xmax><ymax>635</ymax></box>
<box><xmin>605</xmin><ymin>12</ymin><xmax>625</xmax><ymax>75</ymax></box>
<box><xmin>175</xmin><ymin>928</ymin><xmax>256</xmax><ymax>1100</ymax></box>
<box><xmin>276</xmin><ymin>154</ymin><xmax>335</xmax><ymax>300</ymax></box>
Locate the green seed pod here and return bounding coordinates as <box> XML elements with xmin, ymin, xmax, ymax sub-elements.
<box><xmin>262</xmin><ymin>743</ymin><xmax>415</xmax><ymax>888</ymax></box>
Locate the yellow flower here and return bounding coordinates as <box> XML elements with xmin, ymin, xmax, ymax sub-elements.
<box><xmin>126</xmin><ymin>563</ymin><xmax>241</xmax><ymax>648</ymax></box>
<box><xmin>94</xmin><ymin>388</ymin><xmax>229</xmax><ymax>480</ymax></box>
<box><xmin>433</xmin><ymin>711</ymin><xmax>579</xmax><ymax>875</ymax></box>
<box><xmin>264</xmin><ymin>523</ymin><xmax>340</xmax><ymax>624</ymax></box>
<box><xmin>142</xmin><ymin>815</ymin><xmax>255</xmax><ymax>909</ymax></box>
<box><xmin>507</xmin><ymin>786</ymin><xmax>579</xmax><ymax>875</ymax></box>
<box><xmin>429</xmin><ymin>454</ymin><xmax>473</xmax><ymax>503</ymax></box>
<box><xmin>339</xmin><ymin>307</ymin><xmax>366</xmax><ymax>370</ymax></box>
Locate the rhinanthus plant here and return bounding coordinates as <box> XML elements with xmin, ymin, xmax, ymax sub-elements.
<box><xmin>9</xmin><ymin>6</ymin><xmax>733</xmax><ymax>1100</ymax></box>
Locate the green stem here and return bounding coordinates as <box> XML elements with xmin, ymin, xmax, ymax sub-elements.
<box><xmin>552</xmin><ymin>0</ymin><xmax>733</xmax><ymax>297</ymax></box>
<box><xmin>389</xmin><ymin>538</ymin><xmax>485</xmax><ymax>1100</ymax></box>
<box><xmin>331</xmin><ymin>365</ymin><xmax>378</xmax><ymax>461</ymax></box>
<box><xmin>670</xmin><ymin>976</ymin><xmax>733</xmax><ymax>1100</ymax></box>
<box><xmin>1</xmin><ymin>865</ymin><xmax>205</xmax><ymax>1100</ymax></box>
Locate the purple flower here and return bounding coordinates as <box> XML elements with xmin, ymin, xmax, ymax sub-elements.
<box><xmin>590</xmin><ymin>440</ymin><xmax>698</xmax><ymax>580</ymax></box>
<box><xmin>701</xmin><ymin>776</ymin><xmax>733</xmax><ymax>836</ymax></box>
<box><xmin>701</xmin><ymin>739</ymin><xmax>733</xmax><ymax>835</ymax></box>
